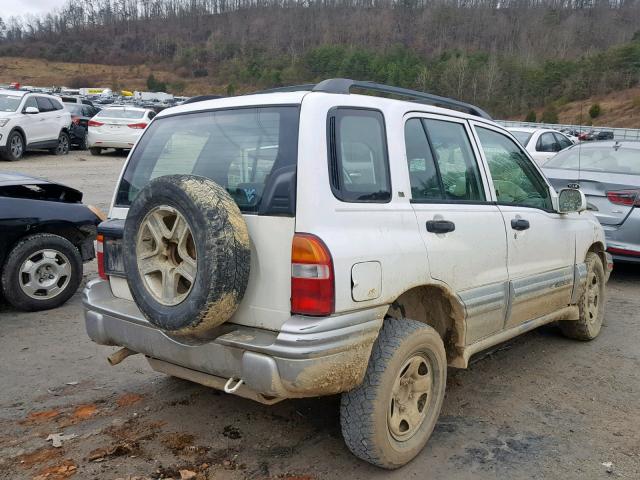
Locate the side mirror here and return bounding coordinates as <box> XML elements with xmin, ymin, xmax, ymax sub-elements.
<box><xmin>558</xmin><ymin>188</ymin><xmax>586</xmax><ymax>214</ymax></box>
<box><xmin>24</xmin><ymin>106</ymin><xmax>39</xmax><ymax>114</ymax></box>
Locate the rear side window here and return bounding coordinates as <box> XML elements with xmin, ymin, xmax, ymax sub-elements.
<box><xmin>115</xmin><ymin>106</ymin><xmax>299</xmax><ymax>215</ymax></box>
<box><xmin>328</xmin><ymin>108</ymin><xmax>391</xmax><ymax>202</ymax></box>
<box><xmin>404</xmin><ymin>117</ymin><xmax>485</xmax><ymax>202</ymax></box>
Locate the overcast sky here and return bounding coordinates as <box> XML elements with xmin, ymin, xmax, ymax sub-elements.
<box><xmin>2</xmin><ymin>0</ymin><xmax>67</xmax><ymax>19</ymax></box>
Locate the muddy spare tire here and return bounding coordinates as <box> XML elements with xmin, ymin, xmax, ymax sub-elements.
<box><xmin>123</xmin><ymin>175</ymin><xmax>250</xmax><ymax>336</ymax></box>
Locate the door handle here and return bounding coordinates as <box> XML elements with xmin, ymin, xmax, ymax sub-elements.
<box><xmin>426</xmin><ymin>220</ymin><xmax>456</xmax><ymax>233</ymax></box>
<box><xmin>511</xmin><ymin>218</ymin><xmax>530</xmax><ymax>231</ymax></box>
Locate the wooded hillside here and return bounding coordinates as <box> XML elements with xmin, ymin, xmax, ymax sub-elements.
<box><xmin>1</xmin><ymin>0</ymin><xmax>640</xmax><ymax>118</ymax></box>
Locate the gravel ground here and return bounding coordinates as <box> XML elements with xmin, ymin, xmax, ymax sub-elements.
<box><xmin>1</xmin><ymin>150</ymin><xmax>639</xmax><ymax>480</ymax></box>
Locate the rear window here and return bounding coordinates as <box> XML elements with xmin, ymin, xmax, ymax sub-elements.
<box><xmin>509</xmin><ymin>130</ymin><xmax>533</xmax><ymax>146</ymax></box>
<box><xmin>545</xmin><ymin>145</ymin><xmax>640</xmax><ymax>175</ymax></box>
<box><xmin>115</xmin><ymin>106</ymin><xmax>300</xmax><ymax>214</ymax></box>
<box><xmin>97</xmin><ymin>109</ymin><xmax>145</xmax><ymax>119</ymax></box>
<box><xmin>65</xmin><ymin>104</ymin><xmax>84</xmax><ymax>115</ymax></box>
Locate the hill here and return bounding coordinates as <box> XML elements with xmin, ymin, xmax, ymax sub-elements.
<box><xmin>514</xmin><ymin>87</ymin><xmax>640</xmax><ymax>129</ymax></box>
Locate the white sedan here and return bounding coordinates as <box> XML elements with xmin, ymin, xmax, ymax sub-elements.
<box><xmin>87</xmin><ymin>106</ymin><xmax>156</xmax><ymax>155</ymax></box>
<box><xmin>507</xmin><ymin>127</ymin><xmax>574</xmax><ymax>166</ymax></box>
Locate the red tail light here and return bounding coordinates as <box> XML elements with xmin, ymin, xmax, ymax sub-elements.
<box><xmin>606</xmin><ymin>190</ymin><xmax>640</xmax><ymax>207</ymax></box>
<box><xmin>71</xmin><ymin>116</ymin><xmax>81</xmax><ymax>125</ymax></box>
<box><xmin>127</xmin><ymin>122</ymin><xmax>148</xmax><ymax>129</ymax></box>
<box><xmin>88</xmin><ymin>119</ymin><xmax>103</xmax><ymax>127</ymax></box>
<box><xmin>291</xmin><ymin>233</ymin><xmax>334</xmax><ymax>316</ymax></box>
<box><xmin>96</xmin><ymin>234</ymin><xmax>107</xmax><ymax>280</ymax></box>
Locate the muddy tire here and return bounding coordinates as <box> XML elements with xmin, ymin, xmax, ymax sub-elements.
<box><xmin>89</xmin><ymin>147</ymin><xmax>101</xmax><ymax>156</ymax></box>
<box><xmin>1</xmin><ymin>233</ymin><xmax>83</xmax><ymax>311</ymax></box>
<box><xmin>122</xmin><ymin>175</ymin><xmax>250</xmax><ymax>336</ymax></box>
<box><xmin>559</xmin><ymin>252</ymin><xmax>605</xmax><ymax>340</ymax></box>
<box><xmin>340</xmin><ymin>318</ymin><xmax>447</xmax><ymax>469</ymax></box>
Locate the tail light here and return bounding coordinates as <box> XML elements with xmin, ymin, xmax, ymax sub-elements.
<box><xmin>291</xmin><ymin>233</ymin><xmax>334</xmax><ymax>316</ymax></box>
<box><xmin>127</xmin><ymin>122</ymin><xmax>147</xmax><ymax>129</ymax></box>
<box><xmin>88</xmin><ymin>119</ymin><xmax>103</xmax><ymax>127</ymax></box>
<box><xmin>606</xmin><ymin>190</ymin><xmax>640</xmax><ymax>207</ymax></box>
<box><xmin>96</xmin><ymin>234</ymin><xmax>107</xmax><ymax>280</ymax></box>
<box><xmin>71</xmin><ymin>116</ymin><xmax>81</xmax><ymax>125</ymax></box>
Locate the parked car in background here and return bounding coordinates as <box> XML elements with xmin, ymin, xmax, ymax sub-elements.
<box><xmin>596</xmin><ymin>131</ymin><xmax>614</xmax><ymax>140</ymax></box>
<box><xmin>60</xmin><ymin>96</ymin><xmax>95</xmax><ymax>107</ymax></box>
<box><xmin>0</xmin><ymin>89</ymin><xmax>71</xmax><ymax>161</ymax></box>
<box><xmin>0</xmin><ymin>172</ymin><xmax>104</xmax><ymax>311</ymax></box>
<box><xmin>543</xmin><ymin>141</ymin><xmax>640</xmax><ymax>263</ymax></box>
<box><xmin>508</xmin><ymin>127</ymin><xmax>575</xmax><ymax>165</ymax></box>
<box><xmin>87</xmin><ymin>106</ymin><xmax>156</xmax><ymax>156</ymax></box>
<box><xmin>64</xmin><ymin>103</ymin><xmax>101</xmax><ymax>150</ymax></box>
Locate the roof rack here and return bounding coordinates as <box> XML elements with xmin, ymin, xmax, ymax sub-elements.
<box><xmin>182</xmin><ymin>94</ymin><xmax>225</xmax><ymax>105</ymax></box>
<box><xmin>255</xmin><ymin>78</ymin><xmax>491</xmax><ymax>119</ymax></box>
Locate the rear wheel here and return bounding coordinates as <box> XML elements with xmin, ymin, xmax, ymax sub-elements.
<box><xmin>50</xmin><ymin>132</ymin><xmax>70</xmax><ymax>155</ymax></box>
<box><xmin>77</xmin><ymin>130</ymin><xmax>88</xmax><ymax>150</ymax></box>
<box><xmin>1</xmin><ymin>131</ymin><xmax>24</xmax><ymax>161</ymax></box>
<box><xmin>1</xmin><ymin>234</ymin><xmax>83</xmax><ymax>311</ymax></box>
<box><xmin>559</xmin><ymin>252</ymin><xmax>605</xmax><ymax>340</ymax></box>
<box><xmin>89</xmin><ymin>147</ymin><xmax>101</xmax><ymax>156</ymax></box>
<box><xmin>340</xmin><ymin>318</ymin><xmax>447</xmax><ymax>469</ymax></box>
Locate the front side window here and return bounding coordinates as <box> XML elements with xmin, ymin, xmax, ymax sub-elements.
<box><xmin>404</xmin><ymin>117</ymin><xmax>485</xmax><ymax>202</ymax></box>
<box><xmin>115</xmin><ymin>106</ymin><xmax>299</xmax><ymax>214</ymax></box>
<box><xmin>328</xmin><ymin>108</ymin><xmax>391</xmax><ymax>202</ymax></box>
<box><xmin>476</xmin><ymin>127</ymin><xmax>553</xmax><ymax>210</ymax></box>
<box><xmin>537</xmin><ymin>132</ymin><xmax>559</xmax><ymax>153</ymax></box>
<box><xmin>36</xmin><ymin>97</ymin><xmax>54</xmax><ymax>113</ymax></box>
<box><xmin>554</xmin><ymin>133</ymin><xmax>572</xmax><ymax>150</ymax></box>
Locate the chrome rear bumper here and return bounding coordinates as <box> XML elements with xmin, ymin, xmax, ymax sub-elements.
<box><xmin>83</xmin><ymin>279</ymin><xmax>384</xmax><ymax>401</ymax></box>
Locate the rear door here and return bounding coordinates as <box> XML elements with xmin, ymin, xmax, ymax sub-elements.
<box><xmin>472</xmin><ymin>123</ymin><xmax>576</xmax><ymax>328</ymax></box>
<box><xmin>405</xmin><ymin>113</ymin><xmax>509</xmax><ymax>344</ymax></box>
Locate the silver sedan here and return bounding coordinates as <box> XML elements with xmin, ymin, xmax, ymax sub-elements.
<box><xmin>543</xmin><ymin>141</ymin><xmax>640</xmax><ymax>263</ymax></box>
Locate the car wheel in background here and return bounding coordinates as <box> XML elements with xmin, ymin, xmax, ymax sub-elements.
<box><xmin>77</xmin><ymin>130</ymin><xmax>88</xmax><ymax>150</ymax></box>
<box><xmin>89</xmin><ymin>147</ymin><xmax>102</xmax><ymax>156</ymax></box>
<box><xmin>1</xmin><ymin>131</ymin><xmax>24</xmax><ymax>161</ymax></box>
<box><xmin>1</xmin><ymin>233</ymin><xmax>83</xmax><ymax>311</ymax></box>
<box><xmin>51</xmin><ymin>132</ymin><xmax>70</xmax><ymax>155</ymax></box>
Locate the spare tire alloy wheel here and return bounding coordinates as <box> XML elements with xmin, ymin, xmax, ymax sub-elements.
<box><xmin>136</xmin><ymin>205</ymin><xmax>197</xmax><ymax>306</ymax></box>
<box><xmin>123</xmin><ymin>175</ymin><xmax>251</xmax><ymax>337</ymax></box>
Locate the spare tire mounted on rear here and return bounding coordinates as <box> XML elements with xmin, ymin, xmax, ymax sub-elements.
<box><xmin>123</xmin><ymin>175</ymin><xmax>251</xmax><ymax>336</ymax></box>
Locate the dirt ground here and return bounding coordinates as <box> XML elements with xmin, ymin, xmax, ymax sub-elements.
<box><xmin>1</xmin><ymin>151</ymin><xmax>639</xmax><ymax>480</ymax></box>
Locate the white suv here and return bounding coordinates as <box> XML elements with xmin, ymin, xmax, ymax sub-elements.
<box><xmin>84</xmin><ymin>79</ymin><xmax>612</xmax><ymax>469</ymax></box>
<box><xmin>0</xmin><ymin>90</ymin><xmax>72</xmax><ymax>161</ymax></box>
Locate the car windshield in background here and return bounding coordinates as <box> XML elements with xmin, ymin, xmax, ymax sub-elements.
<box><xmin>96</xmin><ymin>109</ymin><xmax>145</xmax><ymax>119</ymax></box>
<box><xmin>545</xmin><ymin>144</ymin><xmax>640</xmax><ymax>175</ymax></box>
<box><xmin>0</xmin><ymin>94</ymin><xmax>22</xmax><ymax>112</ymax></box>
<box><xmin>510</xmin><ymin>130</ymin><xmax>533</xmax><ymax>146</ymax></box>
<box><xmin>65</xmin><ymin>104</ymin><xmax>84</xmax><ymax>115</ymax></box>
<box><xmin>115</xmin><ymin>106</ymin><xmax>300</xmax><ymax>213</ymax></box>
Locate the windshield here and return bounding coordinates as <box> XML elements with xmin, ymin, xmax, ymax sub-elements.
<box><xmin>96</xmin><ymin>109</ymin><xmax>145</xmax><ymax>119</ymax></box>
<box><xmin>509</xmin><ymin>130</ymin><xmax>533</xmax><ymax>146</ymax></box>
<box><xmin>115</xmin><ymin>106</ymin><xmax>300</xmax><ymax>213</ymax></box>
<box><xmin>0</xmin><ymin>94</ymin><xmax>23</xmax><ymax>112</ymax></box>
<box><xmin>545</xmin><ymin>145</ymin><xmax>640</xmax><ymax>175</ymax></box>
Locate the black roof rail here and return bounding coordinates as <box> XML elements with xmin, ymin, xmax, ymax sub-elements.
<box><xmin>253</xmin><ymin>78</ymin><xmax>491</xmax><ymax>119</ymax></box>
<box><xmin>182</xmin><ymin>94</ymin><xmax>225</xmax><ymax>105</ymax></box>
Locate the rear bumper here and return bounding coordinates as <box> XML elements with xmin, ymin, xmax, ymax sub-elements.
<box><xmin>83</xmin><ymin>279</ymin><xmax>384</xmax><ymax>400</ymax></box>
<box><xmin>603</xmin><ymin>213</ymin><xmax>640</xmax><ymax>264</ymax></box>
